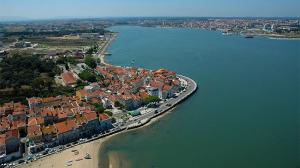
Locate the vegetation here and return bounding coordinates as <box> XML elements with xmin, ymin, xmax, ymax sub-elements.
<box><xmin>2</xmin><ymin>29</ymin><xmax>108</xmax><ymax>37</ymax></box>
<box><xmin>142</xmin><ymin>96</ymin><xmax>161</xmax><ymax>105</ymax></box>
<box><xmin>114</xmin><ymin>101</ymin><xmax>125</xmax><ymax>109</ymax></box>
<box><xmin>104</xmin><ymin>111</ymin><xmax>113</xmax><ymax>116</ymax></box>
<box><xmin>0</xmin><ymin>55</ymin><xmax>78</xmax><ymax>104</ymax></box>
<box><xmin>84</xmin><ymin>55</ymin><xmax>97</xmax><ymax>69</ymax></box>
<box><xmin>0</xmin><ymin>55</ymin><xmax>60</xmax><ymax>90</ymax></box>
<box><xmin>56</xmin><ymin>57</ymin><xmax>79</xmax><ymax>65</ymax></box>
<box><xmin>78</xmin><ymin>70</ymin><xmax>97</xmax><ymax>83</ymax></box>
<box><xmin>75</xmin><ymin>80</ymin><xmax>88</xmax><ymax>90</ymax></box>
<box><xmin>86</xmin><ymin>44</ymin><xmax>99</xmax><ymax>55</ymax></box>
<box><xmin>93</xmin><ymin>103</ymin><xmax>105</xmax><ymax>113</ymax></box>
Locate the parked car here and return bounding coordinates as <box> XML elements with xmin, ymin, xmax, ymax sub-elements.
<box><xmin>18</xmin><ymin>159</ymin><xmax>25</xmax><ymax>164</ymax></box>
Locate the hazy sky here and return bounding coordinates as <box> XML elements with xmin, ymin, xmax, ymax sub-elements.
<box><xmin>0</xmin><ymin>0</ymin><xmax>299</xmax><ymax>19</ymax></box>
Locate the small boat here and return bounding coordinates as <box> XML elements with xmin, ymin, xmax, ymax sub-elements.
<box><xmin>244</xmin><ymin>35</ymin><xmax>254</xmax><ymax>38</ymax></box>
<box><xmin>84</xmin><ymin>153</ymin><xmax>91</xmax><ymax>159</ymax></box>
<box><xmin>65</xmin><ymin>163</ymin><xmax>72</xmax><ymax>167</ymax></box>
<box><xmin>104</xmin><ymin>52</ymin><xmax>112</xmax><ymax>56</ymax></box>
<box><xmin>222</xmin><ymin>32</ymin><xmax>233</xmax><ymax>36</ymax></box>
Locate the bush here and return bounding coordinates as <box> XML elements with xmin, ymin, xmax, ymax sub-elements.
<box><xmin>142</xmin><ymin>96</ymin><xmax>160</xmax><ymax>105</ymax></box>
<box><xmin>78</xmin><ymin>70</ymin><xmax>97</xmax><ymax>82</ymax></box>
<box><xmin>93</xmin><ymin>103</ymin><xmax>105</xmax><ymax>113</ymax></box>
<box><xmin>114</xmin><ymin>101</ymin><xmax>124</xmax><ymax>109</ymax></box>
<box><xmin>104</xmin><ymin>111</ymin><xmax>113</xmax><ymax>116</ymax></box>
<box><xmin>84</xmin><ymin>55</ymin><xmax>97</xmax><ymax>69</ymax></box>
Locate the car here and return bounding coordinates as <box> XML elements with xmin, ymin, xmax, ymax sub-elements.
<box><xmin>166</xmin><ymin>103</ymin><xmax>172</xmax><ymax>107</ymax></box>
<box><xmin>18</xmin><ymin>159</ymin><xmax>25</xmax><ymax>164</ymax></box>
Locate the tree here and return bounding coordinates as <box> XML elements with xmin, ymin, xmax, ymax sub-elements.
<box><xmin>114</xmin><ymin>101</ymin><xmax>124</xmax><ymax>109</ymax></box>
<box><xmin>142</xmin><ymin>96</ymin><xmax>161</xmax><ymax>105</ymax></box>
<box><xmin>111</xmin><ymin>117</ymin><xmax>116</xmax><ymax>123</ymax></box>
<box><xmin>86</xmin><ymin>44</ymin><xmax>99</xmax><ymax>55</ymax></box>
<box><xmin>65</xmin><ymin>63</ymin><xmax>70</xmax><ymax>71</ymax></box>
<box><xmin>78</xmin><ymin>70</ymin><xmax>97</xmax><ymax>83</ymax></box>
<box><xmin>84</xmin><ymin>55</ymin><xmax>97</xmax><ymax>69</ymax></box>
<box><xmin>93</xmin><ymin>103</ymin><xmax>105</xmax><ymax>113</ymax></box>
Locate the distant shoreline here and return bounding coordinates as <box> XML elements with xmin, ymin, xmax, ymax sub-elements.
<box><xmin>154</xmin><ymin>25</ymin><xmax>300</xmax><ymax>40</ymax></box>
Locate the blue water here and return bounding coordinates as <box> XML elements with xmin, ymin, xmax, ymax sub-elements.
<box><xmin>100</xmin><ymin>26</ymin><xmax>300</xmax><ymax>168</ymax></box>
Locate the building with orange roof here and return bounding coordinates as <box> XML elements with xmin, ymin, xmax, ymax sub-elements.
<box><xmin>41</xmin><ymin>108</ymin><xmax>56</xmax><ymax>125</ymax></box>
<box><xmin>162</xmin><ymin>85</ymin><xmax>174</xmax><ymax>99</ymax></box>
<box><xmin>27</xmin><ymin>117</ymin><xmax>45</xmax><ymax>127</ymax></box>
<box><xmin>27</xmin><ymin>97</ymin><xmax>43</xmax><ymax>109</ymax></box>
<box><xmin>61</xmin><ymin>71</ymin><xmax>77</xmax><ymax>87</ymax></box>
<box><xmin>27</xmin><ymin>124</ymin><xmax>44</xmax><ymax>154</ymax></box>
<box><xmin>85</xmin><ymin>112</ymin><xmax>100</xmax><ymax>135</ymax></box>
<box><xmin>99</xmin><ymin>113</ymin><xmax>112</xmax><ymax>131</ymax></box>
<box><xmin>75</xmin><ymin>112</ymin><xmax>99</xmax><ymax>137</ymax></box>
<box><xmin>27</xmin><ymin>125</ymin><xmax>43</xmax><ymax>144</ymax></box>
<box><xmin>0</xmin><ymin>130</ymin><xmax>22</xmax><ymax>163</ymax></box>
<box><xmin>0</xmin><ymin>134</ymin><xmax>6</xmax><ymax>156</ymax></box>
<box><xmin>55</xmin><ymin>119</ymin><xmax>79</xmax><ymax>145</ymax></box>
<box><xmin>41</xmin><ymin>125</ymin><xmax>58</xmax><ymax>147</ymax></box>
<box><xmin>4</xmin><ymin>129</ymin><xmax>20</xmax><ymax>155</ymax></box>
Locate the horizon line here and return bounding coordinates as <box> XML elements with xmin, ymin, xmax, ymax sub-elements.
<box><xmin>1</xmin><ymin>16</ymin><xmax>299</xmax><ymax>23</ymax></box>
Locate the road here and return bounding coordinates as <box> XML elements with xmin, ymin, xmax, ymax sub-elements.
<box><xmin>120</xmin><ymin>75</ymin><xmax>198</xmax><ymax>129</ymax></box>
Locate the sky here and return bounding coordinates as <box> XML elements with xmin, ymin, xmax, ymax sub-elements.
<box><xmin>0</xmin><ymin>0</ymin><xmax>299</xmax><ymax>20</ymax></box>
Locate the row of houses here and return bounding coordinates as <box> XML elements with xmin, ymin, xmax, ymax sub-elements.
<box><xmin>27</xmin><ymin>110</ymin><xmax>112</xmax><ymax>154</ymax></box>
<box><xmin>0</xmin><ymin>102</ymin><xmax>27</xmax><ymax>163</ymax></box>
<box><xmin>0</xmin><ymin>96</ymin><xmax>113</xmax><ymax>163</ymax></box>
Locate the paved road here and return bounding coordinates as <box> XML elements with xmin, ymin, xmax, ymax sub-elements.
<box><xmin>120</xmin><ymin>75</ymin><xmax>198</xmax><ymax>129</ymax></box>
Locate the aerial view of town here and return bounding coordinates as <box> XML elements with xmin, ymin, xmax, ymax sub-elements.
<box><xmin>0</xmin><ymin>0</ymin><xmax>299</xmax><ymax>168</ymax></box>
<box><xmin>0</xmin><ymin>19</ymin><xmax>198</xmax><ymax>167</ymax></box>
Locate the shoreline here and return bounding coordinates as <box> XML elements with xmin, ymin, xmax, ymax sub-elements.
<box><xmin>18</xmin><ymin>30</ymin><xmax>198</xmax><ymax>168</ymax></box>
<box><xmin>98</xmin><ymin>107</ymin><xmax>176</xmax><ymax>168</ymax></box>
<box><xmin>156</xmin><ymin>25</ymin><xmax>300</xmax><ymax>41</ymax></box>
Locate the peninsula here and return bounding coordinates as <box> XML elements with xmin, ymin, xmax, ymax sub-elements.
<box><xmin>0</xmin><ymin>20</ymin><xmax>197</xmax><ymax>168</ymax></box>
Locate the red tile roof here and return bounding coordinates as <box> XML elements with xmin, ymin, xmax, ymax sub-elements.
<box><xmin>42</xmin><ymin>125</ymin><xmax>57</xmax><ymax>135</ymax></box>
<box><xmin>163</xmin><ymin>85</ymin><xmax>173</xmax><ymax>92</ymax></box>
<box><xmin>27</xmin><ymin>125</ymin><xmax>42</xmax><ymax>138</ymax></box>
<box><xmin>28</xmin><ymin>117</ymin><xmax>44</xmax><ymax>126</ymax></box>
<box><xmin>62</xmin><ymin>72</ymin><xmax>77</xmax><ymax>85</ymax></box>
<box><xmin>55</xmin><ymin>119</ymin><xmax>78</xmax><ymax>135</ymax></box>
<box><xmin>0</xmin><ymin>134</ymin><xmax>5</xmax><ymax>145</ymax></box>
<box><xmin>99</xmin><ymin>114</ymin><xmax>109</xmax><ymax>121</ymax></box>
<box><xmin>85</xmin><ymin>112</ymin><xmax>97</xmax><ymax>122</ymax></box>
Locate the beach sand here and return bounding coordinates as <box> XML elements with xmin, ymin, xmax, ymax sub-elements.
<box><xmin>19</xmin><ymin>138</ymin><xmax>106</xmax><ymax>168</ymax></box>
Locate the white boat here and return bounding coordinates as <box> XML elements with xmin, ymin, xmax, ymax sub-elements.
<box><xmin>84</xmin><ymin>153</ymin><xmax>91</xmax><ymax>159</ymax></box>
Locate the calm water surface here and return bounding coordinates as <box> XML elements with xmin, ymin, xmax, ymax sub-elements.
<box><xmin>99</xmin><ymin>26</ymin><xmax>300</xmax><ymax>168</ymax></box>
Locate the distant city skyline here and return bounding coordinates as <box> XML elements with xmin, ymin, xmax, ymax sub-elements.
<box><xmin>0</xmin><ymin>0</ymin><xmax>300</xmax><ymax>20</ymax></box>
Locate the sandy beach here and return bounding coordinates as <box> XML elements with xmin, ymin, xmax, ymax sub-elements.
<box><xmin>19</xmin><ymin>138</ymin><xmax>106</xmax><ymax>168</ymax></box>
